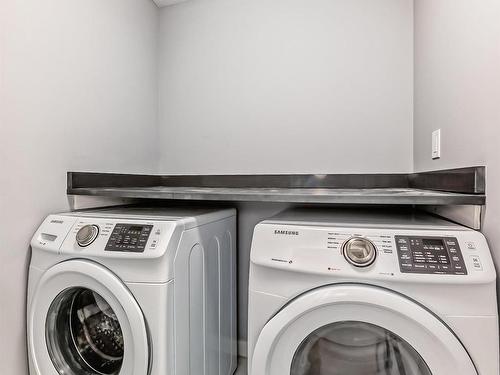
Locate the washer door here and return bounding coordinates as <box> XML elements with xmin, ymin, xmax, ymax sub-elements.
<box><xmin>251</xmin><ymin>284</ymin><xmax>477</xmax><ymax>375</ymax></box>
<box><xmin>28</xmin><ymin>260</ymin><xmax>150</xmax><ymax>375</ymax></box>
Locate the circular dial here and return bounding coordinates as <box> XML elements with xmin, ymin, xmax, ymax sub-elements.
<box><xmin>343</xmin><ymin>237</ymin><xmax>377</xmax><ymax>267</ymax></box>
<box><xmin>76</xmin><ymin>224</ymin><xmax>99</xmax><ymax>247</ymax></box>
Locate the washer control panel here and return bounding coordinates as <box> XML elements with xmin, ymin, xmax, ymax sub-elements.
<box><xmin>105</xmin><ymin>223</ymin><xmax>153</xmax><ymax>252</ymax></box>
<box><xmin>396</xmin><ymin>236</ymin><xmax>467</xmax><ymax>275</ymax></box>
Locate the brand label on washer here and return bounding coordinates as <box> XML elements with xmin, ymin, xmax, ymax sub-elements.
<box><xmin>274</xmin><ymin>230</ymin><xmax>299</xmax><ymax>236</ymax></box>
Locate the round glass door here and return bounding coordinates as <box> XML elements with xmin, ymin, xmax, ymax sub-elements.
<box><xmin>291</xmin><ymin>321</ymin><xmax>431</xmax><ymax>375</ymax></box>
<box><xmin>46</xmin><ymin>287</ymin><xmax>124</xmax><ymax>375</ymax></box>
<box><xmin>250</xmin><ymin>285</ymin><xmax>478</xmax><ymax>375</ymax></box>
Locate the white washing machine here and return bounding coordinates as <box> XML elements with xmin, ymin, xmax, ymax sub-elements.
<box><xmin>27</xmin><ymin>207</ymin><xmax>237</xmax><ymax>375</ymax></box>
<box><xmin>248</xmin><ymin>208</ymin><xmax>499</xmax><ymax>375</ymax></box>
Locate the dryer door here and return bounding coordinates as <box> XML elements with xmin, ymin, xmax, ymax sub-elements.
<box><xmin>251</xmin><ymin>284</ymin><xmax>477</xmax><ymax>375</ymax></box>
<box><xmin>28</xmin><ymin>260</ymin><xmax>150</xmax><ymax>375</ymax></box>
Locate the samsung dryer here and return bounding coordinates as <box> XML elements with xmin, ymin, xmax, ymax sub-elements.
<box><xmin>28</xmin><ymin>207</ymin><xmax>237</xmax><ymax>375</ymax></box>
<box><xmin>248</xmin><ymin>208</ymin><xmax>498</xmax><ymax>375</ymax></box>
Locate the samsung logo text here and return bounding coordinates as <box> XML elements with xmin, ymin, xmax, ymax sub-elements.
<box><xmin>274</xmin><ymin>230</ymin><xmax>299</xmax><ymax>236</ymax></box>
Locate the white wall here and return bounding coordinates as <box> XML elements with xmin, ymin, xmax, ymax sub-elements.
<box><xmin>158</xmin><ymin>0</ymin><xmax>414</xmax><ymax>174</ymax></box>
<box><xmin>414</xmin><ymin>0</ymin><xmax>500</xmax><ymax>287</ymax></box>
<box><xmin>0</xmin><ymin>1</ymin><xmax>159</xmax><ymax>373</ymax></box>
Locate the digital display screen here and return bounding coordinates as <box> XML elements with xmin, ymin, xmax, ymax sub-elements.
<box><xmin>128</xmin><ymin>226</ymin><xmax>144</xmax><ymax>232</ymax></box>
<box><xmin>423</xmin><ymin>239</ymin><xmax>445</xmax><ymax>247</ymax></box>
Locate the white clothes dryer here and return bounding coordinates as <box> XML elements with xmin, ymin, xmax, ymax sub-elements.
<box><xmin>28</xmin><ymin>207</ymin><xmax>238</xmax><ymax>375</ymax></box>
<box><xmin>248</xmin><ymin>208</ymin><xmax>498</xmax><ymax>375</ymax></box>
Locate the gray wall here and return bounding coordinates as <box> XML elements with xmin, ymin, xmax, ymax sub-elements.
<box><xmin>157</xmin><ymin>0</ymin><xmax>414</xmax><ymax>352</ymax></box>
<box><xmin>0</xmin><ymin>1</ymin><xmax>159</xmax><ymax>373</ymax></box>
<box><xmin>414</xmin><ymin>0</ymin><xmax>500</xmax><ymax>287</ymax></box>
<box><xmin>158</xmin><ymin>0</ymin><xmax>414</xmax><ymax>174</ymax></box>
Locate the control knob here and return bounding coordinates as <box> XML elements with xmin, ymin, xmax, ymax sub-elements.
<box><xmin>343</xmin><ymin>237</ymin><xmax>377</xmax><ymax>267</ymax></box>
<box><xmin>76</xmin><ymin>224</ymin><xmax>99</xmax><ymax>247</ymax></box>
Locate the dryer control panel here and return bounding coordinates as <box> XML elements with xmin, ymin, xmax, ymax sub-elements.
<box><xmin>250</xmin><ymin>210</ymin><xmax>494</xmax><ymax>284</ymax></box>
<box><xmin>396</xmin><ymin>236</ymin><xmax>467</xmax><ymax>275</ymax></box>
<box><xmin>105</xmin><ymin>223</ymin><xmax>153</xmax><ymax>252</ymax></box>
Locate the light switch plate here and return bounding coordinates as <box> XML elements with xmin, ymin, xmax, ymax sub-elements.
<box><xmin>432</xmin><ymin>129</ymin><xmax>441</xmax><ymax>159</ymax></box>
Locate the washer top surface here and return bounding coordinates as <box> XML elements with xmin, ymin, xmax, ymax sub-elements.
<box><xmin>264</xmin><ymin>207</ymin><xmax>466</xmax><ymax>230</ymax></box>
<box><xmin>65</xmin><ymin>206</ymin><xmax>235</xmax><ymax>229</ymax></box>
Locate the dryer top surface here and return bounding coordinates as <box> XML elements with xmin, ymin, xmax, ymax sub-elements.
<box><xmin>264</xmin><ymin>207</ymin><xmax>467</xmax><ymax>231</ymax></box>
<box><xmin>63</xmin><ymin>206</ymin><xmax>235</xmax><ymax>229</ymax></box>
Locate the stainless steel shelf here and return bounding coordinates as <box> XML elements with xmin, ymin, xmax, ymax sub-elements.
<box><xmin>67</xmin><ymin>167</ymin><xmax>485</xmax><ymax>206</ymax></box>
<box><xmin>68</xmin><ymin>186</ymin><xmax>485</xmax><ymax>205</ymax></box>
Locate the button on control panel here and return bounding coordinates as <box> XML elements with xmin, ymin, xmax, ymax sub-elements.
<box><xmin>396</xmin><ymin>236</ymin><xmax>467</xmax><ymax>275</ymax></box>
<box><xmin>470</xmin><ymin>255</ymin><xmax>482</xmax><ymax>270</ymax></box>
<box><xmin>105</xmin><ymin>223</ymin><xmax>153</xmax><ymax>252</ymax></box>
<box><xmin>466</xmin><ymin>241</ymin><xmax>476</xmax><ymax>250</ymax></box>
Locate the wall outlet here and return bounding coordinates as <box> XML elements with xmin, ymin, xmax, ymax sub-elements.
<box><xmin>432</xmin><ymin>129</ymin><xmax>441</xmax><ymax>159</ymax></box>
